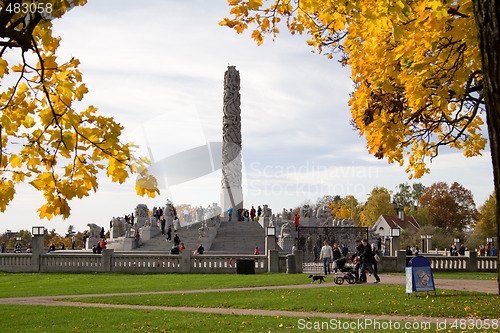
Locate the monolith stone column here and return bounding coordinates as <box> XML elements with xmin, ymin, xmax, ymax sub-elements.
<box><xmin>220</xmin><ymin>66</ymin><xmax>243</xmax><ymax>219</ymax></box>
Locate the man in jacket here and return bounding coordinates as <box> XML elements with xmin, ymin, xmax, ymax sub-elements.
<box><xmin>353</xmin><ymin>239</ymin><xmax>364</xmax><ymax>281</ymax></box>
<box><xmin>359</xmin><ymin>239</ymin><xmax>380</xmax><ymax>283</ymax></box>
<box><xmin>319</xmin><ymin>240</ymin><xmax>333</xmax><ymax>275</ymax></box>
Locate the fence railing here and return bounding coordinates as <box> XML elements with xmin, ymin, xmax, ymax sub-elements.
<box><xmin>0</xmin><ymin>251</ymin><xmax>271</xmax><ymax>274</ymax></box>
<box><xmin>424</xmin><ymin>253</ymin><xmax>497</xmax><ymax>272</ymax></box>
<box><xmin>0</xmin><ymin>253</ymin><xmax>32</xmax><ymax>270</ymax></box>
<box><xmin>1</xmin><ymin>250</ymin><xmax>497</xmax><ymax>274</ymax></box>
<box><xmin>303</xmin><ymin>252</ymin><xmax>497</xmax><ymax>274</ymax></box>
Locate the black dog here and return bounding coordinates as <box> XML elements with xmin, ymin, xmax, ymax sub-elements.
<box><xmin>308</xmin><ymin>274</ymin><xmax>326</xmax><ymax>284</ymax></box>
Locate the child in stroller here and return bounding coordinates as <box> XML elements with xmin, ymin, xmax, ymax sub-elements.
<box><xmin>332</xmin><ymin>256</ymin><xmax>358</xmax><ymax>285</ymax></box>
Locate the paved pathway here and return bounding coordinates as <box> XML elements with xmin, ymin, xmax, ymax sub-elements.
<box><xmin>0</xmin><ymin>275</ymin><xmax>497</xmax><ymax>323</ymax></box>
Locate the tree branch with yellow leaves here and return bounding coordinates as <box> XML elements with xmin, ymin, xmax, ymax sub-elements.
<box><xmin>0</xmin><ymin>0</ymin><xmax>159</xmax><ymax>219</ymax></box>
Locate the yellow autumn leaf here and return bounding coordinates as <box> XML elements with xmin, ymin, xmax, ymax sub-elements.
<box><xmin>9</xmin><ymin>155</ymin><xmax>23</xmax><ymax>168</ymax></box>
<box><xmin>11</xmin><ymin>64</ymin><xmax>25</xmax><ymax>72</ymax></box>
<box><xmin>0</xmin><ymin>59</ymin><xmax>8</xmax><ymax>77</ymax></box>
<box><xmin>0</xmin><ymin>180</ymin><xmax>16</xmax><ymax>212</ymax></box>
<box><xmin>30</xmin><ymin>179</ymin><xmax>45</xmax><ymax>190</ymax></box>
<box><xmin>74</xmin><ymin>83</ymin><xmax>88</xmax><ymax>101</ymax></box>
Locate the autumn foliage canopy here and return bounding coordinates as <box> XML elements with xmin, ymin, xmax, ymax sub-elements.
<box><xmin>0</xmin><ymin>0</ymin><xmax>158</xmax><ymax>219</ymax></box>
<box><xmin>221</xmin><ymin>0</ymin><xmax>487</xmax><ymax>178</ymax></box>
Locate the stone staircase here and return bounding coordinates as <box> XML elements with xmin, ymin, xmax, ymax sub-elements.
<box><xmin>209</xmin><ymin>220</ymin><xmax>265</xmax><ymax>254</ymax></box>
<box><xmin>128</xmin><ymin>219</ymin><xmax>265</xmax><ymax>254</ymax></box>
<box><xmin>135</xmin><ymin>224</ymin><xmax>202</xmax><ymax>253</ymax></box>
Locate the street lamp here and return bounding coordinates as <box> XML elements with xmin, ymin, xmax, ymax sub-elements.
<box><xmin>454</xmin><ymin>238</ymin><xmax>460</xmax><ymax>243</ymax></box>
<box><xmin>266</xmin><ymin>227</ymin><xmax>276</xmax><ymax>237</ymax></box>
<box><xmin>32</xmin><ymin>226</ymin><xmax>45</xmax><ymax>236</ymax></box>
<box><xmin>390</xmin><ymin>228</ymin><xmax>400</xmax><ymax>237</ymax></box>
<box><xmin>487</xmin><ymin>237</ymin><xmax>493</xmax><ymax>243</ymax></box>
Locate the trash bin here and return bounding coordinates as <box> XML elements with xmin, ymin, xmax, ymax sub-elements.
<box><xmin>287</xmin><ymin>254</ymin><xmax>297</xmax><ymax>274</ymax></box>
<box><xmin>237</xmin><ymin>259</ymin><xmax>255</xmax><ymax>274</ymax></box>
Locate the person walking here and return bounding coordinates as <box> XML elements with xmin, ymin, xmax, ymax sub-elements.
<box><xmin>359</xmin><ymin>239</ymin><xmax>380</xmax><ymax>283</ymax></box>
<box><xmin>353</xmin><ymin>239</ymin><xmax>364</xmax><ymax>281</ymax></box>
<box><xmin>166</xmin><ymin>225</ymin><xmax>172</xmax><ymax>242</ymax></box>
<box><xmin>160</xmin><ymin>217</ymin><xmax>166</xmax><ymax>235</ymax></box>
<box><xmin>319</xmin><ymin>240</ymin><xmax>333</xmax><ymax>275</ymax></box>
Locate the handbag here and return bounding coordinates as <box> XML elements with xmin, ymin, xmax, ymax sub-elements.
<box><xmin>374</xmin><ymin>253</ymin><xmax>381</xmax><ymax>262</ymax></box>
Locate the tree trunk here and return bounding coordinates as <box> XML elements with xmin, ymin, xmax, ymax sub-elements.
<box><xmin>473</xmin><ymin>0</ymin><xmax>500</xmax><ymax>295</ymax></box>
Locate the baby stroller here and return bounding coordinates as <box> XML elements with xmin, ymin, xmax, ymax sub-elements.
<box><xmin>332</xmin><ymin>257</ymin><xmax>358</xmax><ymax>285</ymax></box>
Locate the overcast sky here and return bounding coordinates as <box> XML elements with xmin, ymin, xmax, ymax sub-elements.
<box><xmin>0</xmin><ymin>0</ymin><xmax>494</xmax><ymax>235</ymax></box>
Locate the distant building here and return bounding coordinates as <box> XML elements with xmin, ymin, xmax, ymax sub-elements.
<box><xmin>371</xmin><ymin>210</ymin><xmax>421</xmax><ymax>238</ymax></box>
<box><xmin>5</xmin><ymin>230</ymin><xmax>18</xmax><ymax>240</ymax></box>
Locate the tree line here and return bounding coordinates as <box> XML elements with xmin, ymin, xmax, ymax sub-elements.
<box><xmin>313</xmin><ymin>181</ymin><xmax>496</xmax><ymax>250</ymax></box>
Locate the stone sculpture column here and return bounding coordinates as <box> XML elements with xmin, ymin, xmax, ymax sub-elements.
<box><xmin>220</xmin><ymin>66</ymin><xmax>243</xmax><ymax>218</ymax></box>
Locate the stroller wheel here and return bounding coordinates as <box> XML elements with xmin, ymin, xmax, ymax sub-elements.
<box><xmin>346</xmin><ymin>276</ymin><xmax>357</xmax><ymax>284</ymax></box>
<box><xmin>334</xmin><ymin>276</ymin><xmax>344</xmax><ymax>285</ymax></box>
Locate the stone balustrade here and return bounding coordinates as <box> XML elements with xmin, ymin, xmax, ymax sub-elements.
<box><xmin>423</xmin><ymin>253</ymin><xmax>497</xmax><ymax>272</ymax></box>
<box><xmin>427</xmin><ymin>255</ymin><xmax>469</xmax><ymax>271</ymax></box>
<box><xmin>0</xmin><ymin>250</ymin><xmax>270</xmax><ymax>274</ymax></box>
<box><xmin>477</xmin><ymin>256</ymin><xmax>498</xmax><ymax>271</ymax></box>
<box><xmin>1</xmin><ymin>248</ymin><xmax>496</xmax><ymax>274</ymax></box>
<box><xmin>384</xmin><ymin>252</ymin><xmax>497</xmax><ymax>273</ymax></box>
<box><xmin>0</xmin><ymin>254</ymin><xmax>32</xmax><ymax>272</ymax></box>
<box><xmin>191</xmin><ymin>254</ymin><xmax>267</xmax><ymax>274</ymax></box>
<box><xmin>40</xmin><ymin>253</ymin><xmax>102</xmax><ymax>272</ymax></box>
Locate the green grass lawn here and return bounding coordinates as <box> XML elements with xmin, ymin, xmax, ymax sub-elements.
<box><xmin>2</xmin><ymin>304</ymin><xmax>480</xmax><ymax>333</ymax></box>
<box><xmin>0</xmin><ymin>271</ymin><xmax>495</xmax><ymax>298</ymax></box>
<box><xmin>1</xmin><ymin>272</ymin><xmax>499</xmax><ymax>332</ymax></box>
<box><xmin>0</xmin><ymin>272</ymin><xmax>312</xmax><ymax>298</ymax></box>
<box><xmin>64</xmin><ymin>285</ymin><xmax>499</xmax><ymax>319</ymax></box>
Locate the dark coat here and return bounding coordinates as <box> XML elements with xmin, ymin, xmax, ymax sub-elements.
<box><xmin>360</xmin><ymin>243</ymin><xmax>374</xmax><ymax>264</ymax></box>
<box><xmin>332</xmin><ymin>247</ymin><xmax>342</xmax><ymax>260</ymax></box>
<box><xmin>355</xmin><ymin>243</ymin><xmax>364</xmax><ymax>257</ymax></box>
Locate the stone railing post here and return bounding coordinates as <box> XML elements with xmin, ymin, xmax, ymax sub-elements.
<box><xmin>286</xmin><ymin>254</ymin><xmax>297</xmax><ymax>274</ymax></box>
<box><xmin>102</xmin><ymin>249</ymin><xmax>113</xmax><ymax>272</ymax></box>
<box><xmin>31</xmin><ymin>234</ymin><xmax>44</xmax><ymax>272</ymax></box>
<box><xmin>293</xmin><ymin>249</ymin><xmax>303</xmax><ymax>273</ymax></box>
<box><xmin>265</xmin><ymin>235</ymin><xmax>276</xmax><ymax>253</ymax></box>
<box><xmin>181</xmin><ymin>250</ymin><xmax>191</xmax><ymax>273</ymax></box>
<box><xmin>268</xmin><ymin>249</ymin><xmax>279</xmax><ymax>273</ymax></box>
<box><xmin>426</xmin><ymin>237</ymin><xmax>432</xmax><ymax>254</ymax></box>
<box><xmin>391</xmin><ymin>237</ymin><xmax>401</xmax><ymax>256</ymax></box>
<box><xmin>468</xmin><ymin>251</ymin><xmax>478</xmax><ymax>272</ymax></box>
<box><xmin>396</xmin><ymin>250</ymin><xmax>406</xmax><ymax>272</ymax></box>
